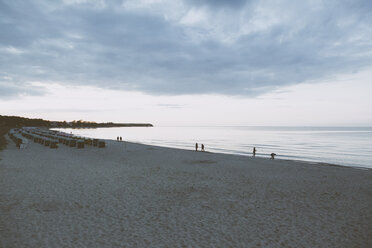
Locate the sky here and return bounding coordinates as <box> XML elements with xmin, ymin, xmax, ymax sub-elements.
<box><xmin>1</xmin><ymin>0</ymin><xmax>372</xmax><ymax>126</ymax></box>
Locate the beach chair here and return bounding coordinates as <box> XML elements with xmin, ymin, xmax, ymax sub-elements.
<box><xmin>77</xmin><ymin>140</ymin><xmax>85</xmax><ymax>149</ymax></box>
<box><xmin>50</xmin><ymin>141</ymin><xmax>58</xmax><ymax>149</ymax></box>
<box><xmin>98</xmin><ymin>140</ymin><xmax>105</xmax><ymax>148</ymax></box>
<box><xmin>69</xmin><ymin>139</ymin><xmax>77</xmax><ymax>147</ymax></box>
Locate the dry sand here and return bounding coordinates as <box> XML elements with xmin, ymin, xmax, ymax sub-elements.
<box><xmin>0</xmin><ymin>137</ymin><xmax>371</xmax><ymax>248</ymax></box>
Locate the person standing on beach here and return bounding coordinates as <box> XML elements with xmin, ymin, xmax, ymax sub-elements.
<box><xmin>117</xmin><ymin>136</ymin><xmax>119</xmax><ymax>141</ymax></box>
<box><xmin>195</xmin><ymin>143</ymin><xmax>198</xmax><ymax>151</ymax></box>
<box><xmin>120</xmin><ymin>136</ymin><xmax>122</xmax><ymax>141</ymax></box>
<box><xmin>201</xmin><ymin>144</ymin><xmax>205</xmax><ymax>152</ymax></box>
<box><xmin>270</xmin><ymin>153</ymin><xmax>276</xmax><ymax>160</ymax></box>
<box><xmin>253</xmin><ymin>147</ymin><xmax>256</xmax><ymax>157</ymax></box>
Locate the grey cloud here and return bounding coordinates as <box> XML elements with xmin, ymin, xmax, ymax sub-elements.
<box><xmin>0</xmin><ymin>85</ymin><xmax>19</xmax><ymax>98</ymax></box>
<box><xmin>0</xmin><ymin>0</ymin><xmax>372</xmax><ymax>98</ymax></box>
<box><xmin>0</xmin><ymin>81</ymin><xmax>46</xmax><ymax>99</ymax></box>
<box><xmin>186</xmin><ymin>0</ymin><xmax>250</xmax><ymax>8</ymax></box>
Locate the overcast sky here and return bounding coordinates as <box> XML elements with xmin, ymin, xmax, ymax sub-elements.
<box><xmin>1</xmin><ymin>0</ymin><xmax>372</xmax><ymax>125</ymax></box>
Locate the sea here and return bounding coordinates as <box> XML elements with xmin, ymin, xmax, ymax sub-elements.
<box><xmin>52</xmin><ymin>126</ymin><xmax>372</xmax><ymax>169</ymax></box>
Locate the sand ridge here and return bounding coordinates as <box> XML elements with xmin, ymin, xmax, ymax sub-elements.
<box><xmin>0</xmin><ymin>137</ymin><xmax>371</xmax><ymax>247</ymax></box>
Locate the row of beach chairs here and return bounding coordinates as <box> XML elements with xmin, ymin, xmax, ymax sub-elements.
<box><xmin>8</xmin><ymin>128</ymin><xmax>106</xmax><ymax>149</ymax></box>
<box><xmin>8</xmin><ymin>129</ymin><xmax>28</xmax><ymax>148</ymax></box>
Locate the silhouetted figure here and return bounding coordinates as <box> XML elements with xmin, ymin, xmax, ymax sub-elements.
<box><xmin>253</xmin><ymin>147</ymin><xmax>256</xmax><ymax>157</ymax></box>
<box><xmin>270</xmin><ymin>153</ymin><xmax>276</xmax><ymax>160</ymax></box>
<box><xmin>195</xmin><ymin>143</ymin><xmax>198</xmax><ymax>151</ymax></box>
<box><xmin>117</xmin><ymin>136</ymin><xmax>119</xmax><ymax>141</ymax></box>
<box><xmin>201</xmin><ymin>144</ymin><xmax>205</xmax><ymax>152</ymax></box>
<box><xmin>120</xmin><ymin>136</ymin><xmax>122</xmax><ymax>141</ymax></box>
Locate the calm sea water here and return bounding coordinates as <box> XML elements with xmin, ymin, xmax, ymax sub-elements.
<box><xmin>53</xmin><ymin>126</ymin><xmax>372</xmax><ymax>169</ymax></box>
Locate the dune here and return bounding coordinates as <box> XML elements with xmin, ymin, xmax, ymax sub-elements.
<box><xmin>0</xmin><ymin>136</ymin><xmax>371</xmax><ymax>247</ymax></box>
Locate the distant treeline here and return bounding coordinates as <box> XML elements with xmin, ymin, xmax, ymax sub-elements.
<box><xmin>0</xmin><ymin>115</ymin><xmax>50</xmax><ymax>127</ymax></box>
<box><xmin>0</xmin><ymin>115</ymin><xmax>153</xmax><ymax>128</ymax></box>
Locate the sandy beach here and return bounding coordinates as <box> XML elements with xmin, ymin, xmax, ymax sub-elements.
<box><xmin>0</xmin><ymin>136</ymin><xmax>371</xmax><ymax>248</ymax></box>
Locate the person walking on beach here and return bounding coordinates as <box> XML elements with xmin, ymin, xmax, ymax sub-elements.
<box><xmin>253</xmin><ymin>147</ymin><xmax>256</xmax><ymax>157</ymax></box>
<box><xmin>270</xmin><ymin>153</ymin><xmax>276</xmax><ymax>160</ymax></box>
<box><xmin>195</xmin><ymin>143</ymin><xmax>198</xmax><ymax>151</ymax></box>
<box><xmin>201</xmin><ymin>144</ymin><xmax>205</xmax><ymax>152</ymax></box>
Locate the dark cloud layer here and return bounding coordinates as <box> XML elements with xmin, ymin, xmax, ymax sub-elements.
<box><xmin>1</xmin><ymin>0</ymin><xmax>372</xmax><ymax>98</ymax></box>
<box><xmin>187</xmin><ymin>0</ymin><xmax>250</xmax><ymax>8</ymax></box>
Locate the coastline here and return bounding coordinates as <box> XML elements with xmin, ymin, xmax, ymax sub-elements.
<box><xmin>52</xmin><ymin>126</ymin><xmax>372</xmax><ymax>169</ymax></box>
<box><xmin>133</xmin><ymin>140</ymin><xmax>372</xmax><ymax>171</ymax></box>
<box><xmin>122</xmin><ymin>139</ymin><xmax>372</xmax><ymax>171</ymax></box>
<box><xmin>1</xmin><ymin>136</ymin><xmax>371</xmax><ymax>247</ymax></box>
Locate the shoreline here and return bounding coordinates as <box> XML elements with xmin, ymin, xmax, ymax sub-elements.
<box><xmin>1</xmin><ymin>135</ymin><xmax>371</xmax><ymax>247</ymax></box>
<box><xmin>51</xmin><ymin>126</ymin><xmax>372</xmax><ymax>170</ymax></box>
<box><xmin>102</xmin><ymin>138</ymin><xmax>372</xmax><ymax>171</ymax></box>
<box><xmin>2</xmin><ymin>127</ymin><xmax>370</xmax><ymax>171</ymax></box>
